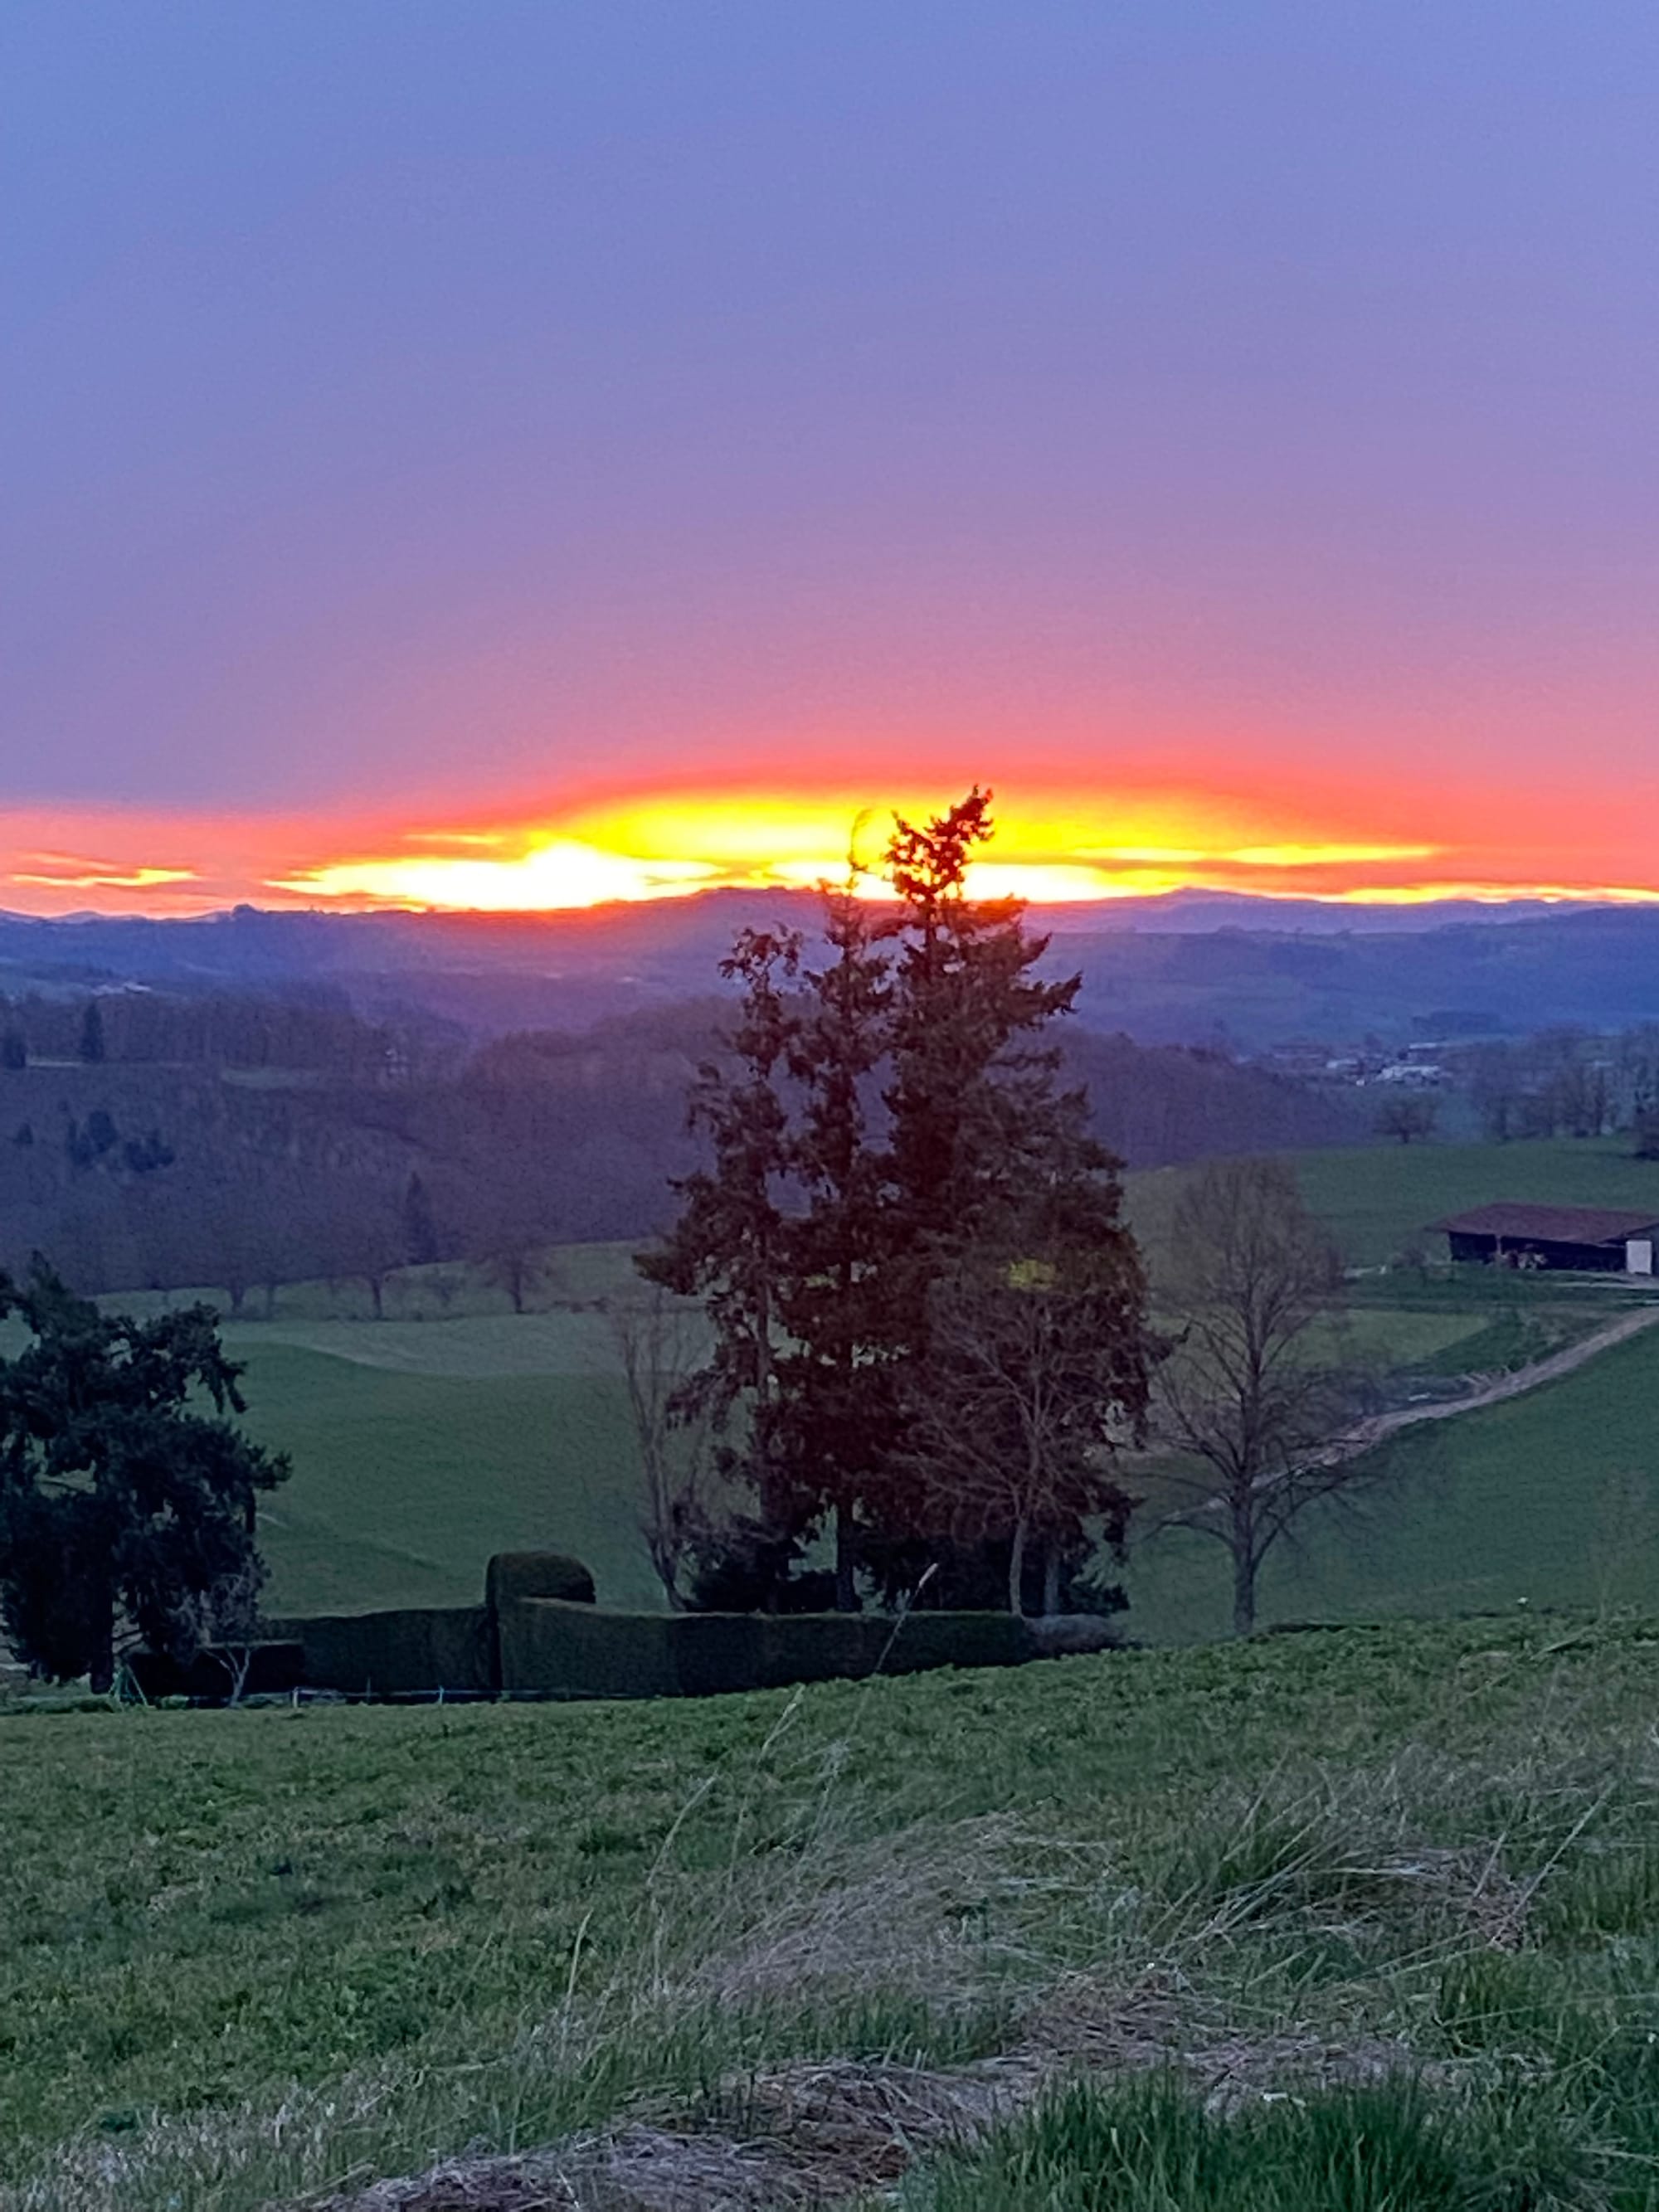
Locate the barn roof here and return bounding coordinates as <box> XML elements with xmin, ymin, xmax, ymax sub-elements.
<box><xmin>1430</xmin><ymin>1203</ymin><xmax>1659</xmax><ymax>1246</ymax></box>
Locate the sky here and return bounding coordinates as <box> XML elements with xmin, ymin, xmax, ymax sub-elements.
<box><xmin>3</xmin><ymin>2</ymin><xmax>1657</xmax><ymax>916</ymax></box>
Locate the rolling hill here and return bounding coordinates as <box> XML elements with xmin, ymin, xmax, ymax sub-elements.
<box><xmin>11</xmin><ymin>890</ymin><xmax>1659</xmax><ymax>1047</ymax></box>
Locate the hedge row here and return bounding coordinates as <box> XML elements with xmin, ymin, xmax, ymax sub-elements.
<box><xmin>498</xmin><ymin>1597</ymin><xmax>1034</xmax><ymax>1699</ymax></box>
<box><xmin>152</xmin><ymin>1553</ymin><xmax>1064</xmax><ymax>1702</ymax></box>
<box><xmin>262</xmin><ymin>1605</ymin><xmax>496</xmax><ymax>1696</ymax></box>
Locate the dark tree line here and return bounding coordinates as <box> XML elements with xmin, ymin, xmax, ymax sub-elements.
<box><xmin>0</xmin><ymin>972</ymin><xmax>1360</xmax><ymax>1315</ymax></box>
<box><xmin>1468</xmin><ymin>1027</ymin><xmax>1659</xmax><ymax>1147</ymax></box>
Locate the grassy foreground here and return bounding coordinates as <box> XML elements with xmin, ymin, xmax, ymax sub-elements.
<box><xmin>6</xmin><ymin>1616</ymin><xmax>1659</xmax><ymax>2208</ymax></box>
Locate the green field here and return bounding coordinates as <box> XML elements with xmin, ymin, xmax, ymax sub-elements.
<box><xmin>7</xmin><ymin>1616</ymin><xmax>1659</xmax><ymax>2208</ymax></box>
<box><xmin>191</xmin><ymin>1252</ymin><xmax>671</xmax><ymax>1616</ymax></box>
<box><xmin>235</xmin><ymin>1345</ymin><xmax>655</xmax><ymax>1614</ymax></box>
<box><xmin>57</xmin><ymin>1135</ymin><xmax>1659</xmax><ymax>1632</ymax></box>
<box><xmin>227</xmin><ymin>1299</ymin><xmax>1499</xmax><ymax>1624</ymax></box>
<box><xmin>14</xmin><ymin>1140</ymin><xmax>1659</xmax><ymax>2205</ymax></box>
<box><xmin>1130</xmin><ymin>1135</ymin><xmax>1659</xmax><ymax>1272</ymax></box>
<box><xmin>1123</xmin><ymin>1319</ymin><xmax>1659</xmax><ymax>1641</ymax></box>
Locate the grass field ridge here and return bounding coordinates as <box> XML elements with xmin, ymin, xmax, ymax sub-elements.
<box><xmin>7</xmin><ymin>1612</ymin><xmax>1659</xmax><ymax>2208</ymax></box>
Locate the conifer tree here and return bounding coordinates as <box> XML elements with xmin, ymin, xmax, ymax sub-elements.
<box><xmin>639</xmin><ymin>927</ymin><xmax>803</xmax><ymax>1528</ymax></box>
<box><xmin>641</xmin><ymin>791</ymin><xmax>1156</xmax><ymax>1612</ymax></box>
<box><xmin>882</xmin><ymin>789</ymin><xmax>1093</xmax><ymax>1326</ymax></box>
<box><xmin>866</xmin><ymin>790</ymin><xmax>1152</xmax><ymax>1598</ymax></box>
<box><xmin>776</xmin><ymin>883</ymin><xmax>895</xmax><ymax>1604</ymax></box>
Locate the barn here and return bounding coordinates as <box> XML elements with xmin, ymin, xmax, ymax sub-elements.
<box><xmin>1432</xmin><ymin>1203</ymin><xmax>1659</xmax><ymax>1275</ymax></box>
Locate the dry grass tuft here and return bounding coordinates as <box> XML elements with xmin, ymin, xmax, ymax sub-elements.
<box><xmin>684</xmin><ymin>1813</ymin><xmax>1051</xmax><ymax>2012</ymax></box>
<box><xmin>308</xmin><ymin>1983</ymin><xmax>1457</xmax><ymax>2212</ymax></box>
<box><xmin>306</xmin><ymin>2128</ymin><xmax>807</xmax><ymax>2210</ymax></box>
<box><xmin>304</xmin><ymin>2057</ymin><xmax>1020</xmax><ymax>2211</ymax></box>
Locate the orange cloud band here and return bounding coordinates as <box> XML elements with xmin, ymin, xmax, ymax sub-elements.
<box><xmin>5</xmin><ymin>785</ymin><xmax>1659</xmax><ymax>917</ymax></box>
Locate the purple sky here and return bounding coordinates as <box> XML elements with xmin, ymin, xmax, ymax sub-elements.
<box><xmin>3</xmin><ymin>3</ymin><xmax>1657</xmax><ymax>907</ymax></box>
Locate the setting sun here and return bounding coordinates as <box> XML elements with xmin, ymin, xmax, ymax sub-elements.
<box><xmin>275</xmin><ymin>839</ymin><xmax>718</xmax><ymax>912</ymax></box>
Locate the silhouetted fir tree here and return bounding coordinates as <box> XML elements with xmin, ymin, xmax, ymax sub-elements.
<box><xmin>862</xmin><ymin>791</ymin><xmax>1151</xmax><ymax>1592</ymax></box>
<box><xmin>77</xmin><ymin>1000</ymin><xmax>106</xmax><ymax>1064</ymax></box>
<box><xmin>642</xmin><ymin>790</ymin><xmax>1156</xmax><ymax>1613</ymax></box>
<box><xmin>882</xmin><ymin>789</ymin><xmax>1089</xmax><ymax>1305</ymax></box>
<box><xmin>639</xmin><ymin>928</ymin><xmax>804</xmax><ymax>1539</ymax></box>
<box><xmin>0</xmin><ymin>1030</ymin><xmax>25</xmax><ymax>1072</ymax></box>
<box><xmin>775</xmin><ymin>883</ymin><xmax>896</xmax><ymax>1605</ymax></box>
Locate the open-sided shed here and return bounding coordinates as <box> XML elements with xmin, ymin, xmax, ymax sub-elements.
<box><xmin>1432</xmin><ymin>1202</ymin><xmax>1659</xmax><ymax>1274</ymax></box>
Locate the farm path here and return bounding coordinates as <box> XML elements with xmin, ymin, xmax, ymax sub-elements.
<box><xmin>1350</xmin><ymin>1302</ymin><xmax>1659</xmax><ymax>1455</ymax></box>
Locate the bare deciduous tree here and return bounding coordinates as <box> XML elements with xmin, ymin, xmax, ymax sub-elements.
<box><xmin>1151</xmin><ymin>1157</ymin><xmax>1372</xmax><ymax>1636</ymax></box>
<box><xmin>195</xmin><ymin>1557</ymin><xmax>266</xmax><ymax>1705</ymax></box>
<box><xmin>904</xmin><ymin>1257</ymin><xmax>1146</xmax><ymax>1616</ymax></box>
<box><xmin>611</xmin><ymin>1291</ymin><xmax>713</xmax><ymax>1608</ymax></box>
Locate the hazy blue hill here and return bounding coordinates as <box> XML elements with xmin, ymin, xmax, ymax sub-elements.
<box><xmin>7</xmin><ymin>893</ymin><xmax>1657</xmax><ymax>1047</ymax></box>
<box><xmin>0</xmin><ymin>984</ymin><xmax>1362</xmax><ymax>1296</ymax></box>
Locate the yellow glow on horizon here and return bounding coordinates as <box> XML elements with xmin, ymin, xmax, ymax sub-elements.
<box><xmin>574</xmin><ymin>790</ymin><xmax>1283</xmax><ymax>870</ymax></box>
<box><xmin>965</xmin><ymin>861</ymin><xmax>1187</xmax><ymax>902</ymax></box>
<box><xmin>274</xmin><ymin>839</ymin><xmax>717</xmax><ymax>911</ymax></box>
<box><xmin>770</xmin><ymin>857</ymin><xmax>1192</xmax><ymax>901</ymax></box>
<box><xmin>1222</xmin><ymin>842</ymin><xmax>1440</xmax><ymax>868</ymax></box>
<box><xmin>12</xmin><ymin>863</ymin><xmax>198</xmax><ymax>891</ymax></box>
<box><xmin>5</xmin><ymin>789</ymin><xmax>1659</xmax><ymax>917</ymax></box>
<box><xmin>1311</xmin><ymin>880</ymin><xmax>1659</xmax><ymax>907</ymax></box>
<box><xmin>265</xmin><ymin>794</ymin><xmax>1452</xmax><ymax>913</ymax></box>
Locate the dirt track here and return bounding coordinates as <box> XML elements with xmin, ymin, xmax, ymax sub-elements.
<box><xmin>1345</xmin><ymin>1302</ymin><xmax>1659</xmax><ymax>1457</ymax></box>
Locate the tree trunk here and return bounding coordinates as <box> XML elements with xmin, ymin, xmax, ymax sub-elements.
<box><xmin>88</xmin><ymin>1592</ymin><xmax>114</xmax><ymax>1695</ymax></box>
<box><xmin>368</xmin><ymin>1275</ymin><xmax>385</xmax><ymax>1320</ymax></box>
<box><xmin>834</xmin><ymin>1508</ymin><xmax>857</xmax><ymax>1612</ymax></box>
<box><xmin>1232</xmin><ymin>1545</ymin><xmax>1257</xmax><ymax>1637</ymax></box>
<box><xmin>1042</xmin><ymin>1541</ymin><xmax>1061</xmax><ymax>1616</ymax></box>
<box><xmin>1008</xmin><ymin>1517</ymin><xmax>1028</xmax><ymax>1616</ymax></box>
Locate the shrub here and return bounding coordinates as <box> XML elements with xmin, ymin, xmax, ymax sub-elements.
<box><xmin>126</xmin><ymin>1642</ymin><xmax>304</xmax><ymax>1701</ymax></box>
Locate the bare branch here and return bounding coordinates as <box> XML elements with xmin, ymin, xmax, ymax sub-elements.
<box><xmin>1146</xmin><ymin>1157</ymin><xmax>1383</xmax><ymax>1634</ymax></box>
<box><xmin>611</xmin><ymin>1291</ymin><xmax>715</xmax><ymax>1609</ymax></box>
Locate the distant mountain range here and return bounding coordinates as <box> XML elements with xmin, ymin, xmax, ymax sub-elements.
<box><xmin>3</xmin><ymin>891</ymin><xmax>1658</xmax><ymax>1048</ymax></box>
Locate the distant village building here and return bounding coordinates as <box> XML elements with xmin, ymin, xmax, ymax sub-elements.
<box><xmin>1433</xmin><ymin>1203</ymin><xmax>1659</xmax><ymax>1275</ymax></box>
<box><xmin>1377</xmin><ymin>1061</ymin><xmax>1445</xmax><ymax>1089</ymax></box>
